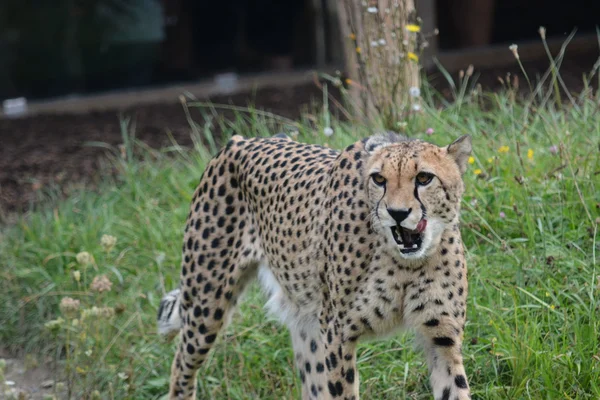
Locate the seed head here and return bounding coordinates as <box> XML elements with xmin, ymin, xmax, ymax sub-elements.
<box><xmin>59</xmin><ymin>297</ymin><xmax>80</xmax><ymax>318</ymax></box>
<box><xmin>100</xmin><ymin>234</ymin><xmax>117</xmax><ymax>252</ymax></box>
<box><xmin>76</xmin><ymin>251</ymin><xmax>92</xmax><ymax>265</ymax></box>
<box><xmin>90</xmin><ymin>275</ymin><xmax>112</xmax><ymax>293</ymax></box>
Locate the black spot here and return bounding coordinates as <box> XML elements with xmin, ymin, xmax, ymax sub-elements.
<box><xmin>310</xmin><ymin>339</ymin><xmax>318</xmax><ymax>353</ymax></box>
<box><xmin>329</xmin><ymin>352</ymin><xmax>338</xmax><ymax>368</ymax></box>
<box><xmin>316</xmin><ymin>362</ymin><xmax>325</xmax><ymax>373</ymax></box>
<box><xmin>433</xmin><ymin>337</ymin><xmax>455</xmax><ymax>347</ymax></box>
<box><xmin>413</xmin><ymin>303</ymin><xmax>425</xmax><ymax>312</ymax></box>
<box><xmin>345</xmin><ymin>368</ymin><xmax>355</xmax><ymax>384</ymax></box>
<box><xmin>441</xmin><ymin>387</ymin><xmax>451</xmax><ymax>400</ymax></box>
<box><xmin>328</xmin><ymin>381</ymin><xmax>338</xmax><ymax>397</ymax></box>
<box><xmin>205</xmin><ymin>334</ymin><xmax>217</xmax><ymax>343</ymax></box>
<box><xmin>455</xmin><ymin>375</ymin><xmax>468</xmax><ymax>389</ymax></box>
<box><xmin>214</xmin><ymin>308</ymin><xmax>224</xmax><ymax>320</ymax></box>
<box><xmin>186</xmin><ymin>343</ymin><xmax>195</xmax><ymax>354</ymax></box>
<box><xmin>335</xmin><ymin>381</ymin><xmax>343</xmax><ymax>395</ymax></box>
<box><xmin>424</xmin><ymin>318</ymin><xmax>440</xmax><ymax>327</ymax></box>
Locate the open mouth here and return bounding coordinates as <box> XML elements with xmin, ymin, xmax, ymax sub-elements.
<box><xmin>390</xmin><ymin>219</ymin><xmax>427</xmax><ymax>254</ymax></box>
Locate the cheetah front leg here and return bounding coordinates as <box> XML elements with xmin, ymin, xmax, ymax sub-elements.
<box><xmin>417</xmin><ymin>318</ymin><xmax>471</xmax><ymax>400</ymax></box>
<box><xmin>321</xmin><ymin>321</ymin><xmax>360</xmax><ymax>400</ymax></box>
<box><xmin>289</xmin><ymin>319</ymin><xmax>329</xmax><ymax>400</ymax></box>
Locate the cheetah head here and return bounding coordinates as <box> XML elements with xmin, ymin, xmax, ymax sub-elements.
<box><xmin>363</xmin><ymin>132</ymin><xmax>472</xmax><ymax>260</ymax></box>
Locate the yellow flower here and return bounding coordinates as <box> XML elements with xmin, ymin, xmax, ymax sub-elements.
<box><xmin>345</xmin><ymin>78</ymin><xmax>353</xmax><ymax>86</ymax></box>
<box><xmin>349</xmin><ymin>33</ymin><xmax>356</xmax><ymax>40</ymax></box>
<box><xmin>355</xmin><ymin>47</ymin><xmax>362</xmax><ymax>54</ymax></box>
<box><xmin>474</xmin><ymin>169</ymin><xmax>482</xmax><ymax>175</ymax></box>
<box><xmin>407</xmin><ymin>52</ymin><xmax>419</xmax><ymax>62</ymax></box>
<box><xmin>487</xmin><ymin>157</ymin><xmax>494</xmax><ymax>163</ymax></box>
<box><xmin>406</xmin><ymin>24</ymin><xmax>421</xmax><ymax>32</ymax></box>
<box><xmin>468</xmin><ymin>156</ymin><xmax>475</xmax><ymax>165</ymax></box>
<box><xmin>527</xmin><ymin>148</ymin><xmax>534</xmax><ymax>160</ymax></box>
<box><xmin>498</xmin><ymin>145</ymin><xmax>510</xmax><ymax>153</ymax></box>
<box><xmin>550</xmin><ymin>305</ymin><xmax>556</xmax><ymax>310</ymax></box>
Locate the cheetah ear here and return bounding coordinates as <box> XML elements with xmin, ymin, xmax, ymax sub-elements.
<box><xmin>446</xmin><ymin>135</ymin><xmax>472</xmax><ymax>175</ymax></box>
<box><xmin>364</xmin><ymin>131</ymin><xmax>404</xmax><ymax>154</ymax></box>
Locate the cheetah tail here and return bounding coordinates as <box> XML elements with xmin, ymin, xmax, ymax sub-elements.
<box><xmin>157</xmin><ymin>288</ymin><xmax>182</xmax><ymax>339</ymax></box>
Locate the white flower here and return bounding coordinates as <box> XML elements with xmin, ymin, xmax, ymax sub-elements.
<box><xmin>100</xmin><ymin>234</ymin><xmax>117</xmax><ymax>252</ymax></box>
<box><xmin>509</xmin><ymin>44</ymin><xmax>519</xmax><ymax>59</ymax></box>
<box><xmin>370</xmin><ymin>40</ymin><xmax>379</xmax><ymax>47</ymax></box>
<box><xmin>323</xmin><ymin>127</ymin><xmax>334</xmax><ymax>137</ymax></box>
<box><xmin>411</xmin><ymin>103</ymin><xmax>421</xmax><ymax>112</ymax></box>
<box><xmin>378</xmin><ymin>38</ymin><xmax>386</xmax><ymax>46</ymax></box>
<box><xmin>409</xmin><ymin>86</ymin><xmax>421</xmax><ymax>97</ymax></box>
<box><xmin>367</xmin><ymin>6</ymin><xmax>378</xmax><ymax>13</ymax></box>
<box><xmin>76</xmin><ymin>251</ymin><xmax>92</xmax><ymax>265</ymax></box>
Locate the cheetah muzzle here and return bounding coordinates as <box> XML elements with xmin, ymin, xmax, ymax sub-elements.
<box><xmin>157</xmin><ymin>131</ymin><xmax>473</xmax><ymax>400</ymax></box>
<box><xmin>390</xmin><ymin>218</ymin><xmax>427</xmax><ymax>253</ymax></box>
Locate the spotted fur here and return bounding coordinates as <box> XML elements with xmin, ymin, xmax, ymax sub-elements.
<box><xmin>157</xmin><ymin>132</ymin><xmax>473</xmax><ymax>399</ymax></box>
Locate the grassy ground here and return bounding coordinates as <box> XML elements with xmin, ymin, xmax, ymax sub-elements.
<box><xmin>1</xmin><ymin>75</ymin><xmax>599</xmax><ymax>400</ymax></box>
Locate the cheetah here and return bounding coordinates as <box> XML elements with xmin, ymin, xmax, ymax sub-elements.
<box><xmin>157</xmin><ymin>131</ymin><xmax>473</xmax><ymax>400</ymax></box>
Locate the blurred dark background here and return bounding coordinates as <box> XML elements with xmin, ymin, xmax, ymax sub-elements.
<box><xmin>0</xmin><ymin>0</ymin><xmax>319</xmax><ymax>100</ymax></box>
<box><xmin>1</xmin><ymin>0</ymin><xmax>600</xmax><ymax>102</ymax></box>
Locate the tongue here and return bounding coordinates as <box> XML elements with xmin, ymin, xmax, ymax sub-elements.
<box><xmin>416</xmin><ymin>219</ymin><xmax>427</xmax><ymax>233</ymax></box>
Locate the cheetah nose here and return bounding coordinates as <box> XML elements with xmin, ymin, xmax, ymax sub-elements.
<box><xmin>387</xmin><ymin>208</ymin><xmax>411</xmax><ymax>225</ymax></box>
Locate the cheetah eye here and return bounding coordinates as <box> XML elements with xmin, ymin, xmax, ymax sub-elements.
<box><xmin>371</xmin><ymin>173</ymin><xmax>386</xmax><ymax>186</ymax></box>
<box><xmin>416</xmin><ymin>172</ymin><xmax>434</xmax><ymax>186</ymax></box>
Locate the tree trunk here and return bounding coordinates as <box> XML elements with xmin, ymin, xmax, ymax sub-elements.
<box><xmin>336</xmin><ymin>0</ymin><xmax>421</xmax><ymax>129</ymax></box>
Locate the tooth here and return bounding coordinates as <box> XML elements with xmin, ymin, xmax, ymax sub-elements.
<box><xmin>413</xmin><ymin>244</ymin><xmax>418</xmax><ymax>248</ymax></box>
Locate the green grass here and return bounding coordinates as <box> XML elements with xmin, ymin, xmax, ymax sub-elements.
<box><xmin>0</xmin><ymin>79</ymin><xmax>599</xmax><ymax>400</ymax></box>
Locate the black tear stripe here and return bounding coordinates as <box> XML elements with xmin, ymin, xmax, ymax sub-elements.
<box><xmin>413</xmin><ymin>184</ymin><xmax>427</xmax><ymax>217</ymax></box>
<box><xmin>374</xmin><ymin>185</ymin><xmax>387</xmax><ymax>222</ymax></box>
